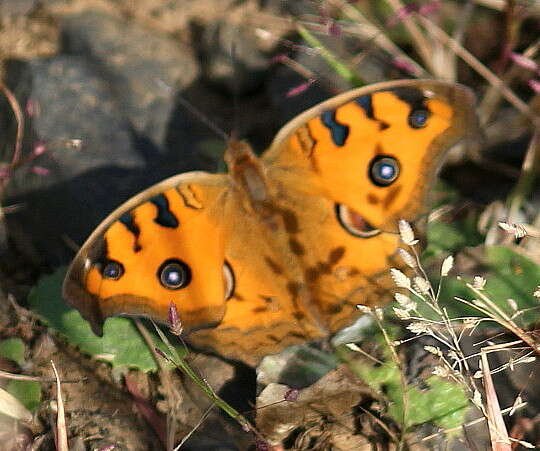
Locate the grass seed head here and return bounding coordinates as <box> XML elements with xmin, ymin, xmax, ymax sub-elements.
<box><xmin>398</xmin><ymin>219</ymin><xmax>418</xmax><ymax>246</ymax></box>
<box><xmin>398</xmin><ymin>248</ymin><xmax>417</xmax><ymax>268</ymax></box>
<box><xmin>413</xmin><ymin>276</ymin><xmax>431</xmax><ymax>295</ymax></box>
<box><xmin>441</xmin><ymin>255</ymin><xmax>454</xmax><ymax>277</ymax></box>
<box><xmin>390</xmin><ymin>268</ymin><xmax>411</xmax><ymax>289</ymax></box>
<box><xmin>472</xmin><ymin>276</ymin><xmax>486</xmax><ymax>290</ymax></box>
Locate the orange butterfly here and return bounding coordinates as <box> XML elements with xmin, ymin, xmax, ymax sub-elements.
<box><xmin>64</xmin><ymin>80</ymin><xmax>477</xmax><ymax>365</ymax></box>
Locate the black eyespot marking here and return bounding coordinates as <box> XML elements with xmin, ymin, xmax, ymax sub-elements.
<box><xmin>369</xmin><ymin>156</ymin><xmax>400</xmax><ymax>187</ymax></box>
<box><xmin>102</xmin><ymin>260</ymin><xmax>124</xmax><ymax>280</ymax></box>
<box><xmin>158</xmin><ymin>259</ymin><xmax>191</xmax><ymax>290</ymax></box>
<box><xmin>392</xmin><ymin>87</ymin><xmax>432</xmax><ymax>129</ymax></box>
<box><xmin>408</xmin><ymin>109</ymin><xmax>430</xmax><ymax>129</ymax></box>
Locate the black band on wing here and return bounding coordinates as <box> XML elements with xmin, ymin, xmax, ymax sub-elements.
<box><xmin>355</xmin><ymin>94</ymin><xmax>374</xmax><ymax>119</ymax></box>
<box><xmin>321</xmin><ymin>110</ymin><xmax>349</xmax><ymax>146</ymax></box>
<box><xmin>119</xmin><ymin>212</ymin><xmax>142</xmax><ymax>251</ymax></box>
<box><xmin>150</xmin><ymin>194</ymin><xmax>179</xmax><ymax>228</ymax></box>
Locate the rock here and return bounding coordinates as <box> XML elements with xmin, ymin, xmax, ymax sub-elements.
<box><xmin>0</xmin><ymin>11</ymin><xmax>208</xmax><ymax>265</ymax></box>
<box><xmin>0</xmin><ymin>57</ymin><xmax>201</xmax><ymax>264</ymax></box>
<box><xmin>61</xmin><ymin>11</ymin><xmax>199</xmax><ymax>149</ymax></box>
<box><xmin>5</xmin><ymin>56</ymin><xmax>142</xmax><ymax>200</ymax></box>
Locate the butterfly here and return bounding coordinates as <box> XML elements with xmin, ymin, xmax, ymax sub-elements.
<box><xmin>63</xmin><ymin>79</ymin><xmax>477</xmax><ymax>366</ymax></box>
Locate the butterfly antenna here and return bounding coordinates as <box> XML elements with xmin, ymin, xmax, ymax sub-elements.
<box><xmin>176</xmin><ymin>95</ymin><xmax>230</xmax><ymax>142</ymax></box>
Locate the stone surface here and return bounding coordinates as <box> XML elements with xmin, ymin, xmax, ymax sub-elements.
<box><xmin>1</xmin><ymin>11</ymin><xmax>207</xmax><ymax>265</ymax></box>
<box><xmin>61</xmin><ymin>11</ymin><xmax>200</xmax><ymax>149</ymax></box>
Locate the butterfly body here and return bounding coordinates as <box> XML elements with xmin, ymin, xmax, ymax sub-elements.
<box><xmin>64</xmin><ymin>80</ymin><xmax>478</xmax><ymax>365</ymax></box>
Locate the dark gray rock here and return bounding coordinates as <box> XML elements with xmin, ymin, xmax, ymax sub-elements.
<box><xmin>5</xmin><ymin>56</ymin><xmax>142</xmax><ymax>199</ymax></box>
<box><xmin>61</xmin><ymin>11</ymin><xmax>199</xmax><ymax>150</ymax></box>
<box><xmin>1</xmin><ymin>61</ymin><xmax>208</xmax><ymax>263</ymax></box>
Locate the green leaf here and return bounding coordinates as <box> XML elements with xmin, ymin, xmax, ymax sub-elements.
<box><xmin>0</xmin><ymin>338</ymin><xmax>25</xmax><ymax>365</ymax></box>
<box><xmin>345</xmin><ymin>335</ymin><xmax>468</xmax><ymax>432</ymax></box>
<box><xmin>28</xmin><ymin>267</ymin><xmax>182</xmax><ymax>372</ymax></box>
<box><xmin>424</xmin><ymin>215</ymin><xmax>483</xmax><ymax>259</ymax></box>
<box><xmin>438</xmin><ymin>246</ymin><xmax>540</xmax><ymax>325</ymax></box>
<box><xmin>6</xmin><ymin>380</ymin><xmax>41</xmax><ymax>412</ymax></box>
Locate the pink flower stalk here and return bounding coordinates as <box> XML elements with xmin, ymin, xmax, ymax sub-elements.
<box><xmin>31</xmin><ymin>166</ymin><xmax>50</xmax><ymax>176</ymax></box>
<box><xmin>168</xmin><ymin>301</ymin><xmax>183</xmax><ymax>335</ymax></box>
<box><xmin>25</xmin><ymin>99</ymin><xmax>40</xmax><ymax>117</ymax></box>
<box><xmin>392</xmin><ymin>57</ymin><xmax>416</xmax><ymax>75</ymax></box>
<box><xmin>271</xmin><ymin>54</ymin><xmax>288</xmax><ymax>64</ymax></box>
<box><xmin>388</xmin><ymin>1</ymin><xmax>441</xmax><ymax>26</ymax></box>
<box><xmin>528</xmin><ymin>79</ymin><xmax>540</xmax><ymax>93</ymax></box>
<box><xmin>418</xmin><ymin>1</ymin><xmax>442</xmax><ymax>16</ymax></box>
<box><xmin>327</xmin><ymin>20</ymin><xmax>342</xmax><ymax>37</ymax></box>
<box><xmin>286</xmin><ymin>79</ymin><xmax>316</xmax><ymax>97</ymax></box>
<box><xmin>509</xmin><ymin>52</ymin><xmax>538</xmax><ymax>72</ymax></box>
<box><xmin>0</xmin><ymin>167</ymin><xmax>10</xmax><ymax>179</ymax></box>
<box><xmin>284</xmin><ymin>388</ymin><xmax>300</xmax><ymax>401</ymax></box>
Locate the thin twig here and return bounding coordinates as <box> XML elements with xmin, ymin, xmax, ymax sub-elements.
<box><xmin>418</xmin><ymin>16</ymin><xmax>533</xmax><ymax>121</ymax></box>
<box><xmin>0</xmin><ymin>80</ymin><xmax>24</xmax><ymax>191</ymax></box>
<box><xmin>134</xmin><ymin>318</ymin><xmax>181</xmax><ymax>451</ymax></box>
<box><xmin>371</xmin><ymin>310</ymin><xmax>409</xmax><ymax>449</ymax></box>
<box><xmin>478</xmin><ymin>38</ymin><xmax>540</xmax><ymax>124</ymax></box>
<box><xmin>384</xmin><ymin>0</ymin><xmax>435</xmax><ymax>73</ymax></box>
<box><xmin>472</xmin><ymin>0</ymin><xmax>540</xmax><ymax>16</ymax></box>
<box><xmin>173</xmin><ymin>404</ymin><xmax>215</xmax><ymax>451</ymax></box>
<box><xmin>419</xmin><ymin>402</ymin><xmax>527</xmax><ymax>442</ymax></box>
<box><xmin>326</xmin><ymin>0</ymin><xmax>429</xmax><ymax>77</ymax></box>
<box><xmin>296</xmin><ymin>23</ymin><xmax>364</xmax><ymax>87</ymax></box>
<box><xmin>507</xmin><ymin>128</ymin><xmax>540</xmax><ymax>221</ymax></box>
<box><xmin>448</xmin><ymin>1</ymin><xmax>476</xmax><ymax>82</ymax></box>
<box><xmin>481</xmin><ymin>351</ymin><xmax>512</xmax><ymax>450</ymax></box>
<box><xmin>0</xmin><ymin>370</ymin><xmax>82</xmax><ymax>384</ymax></box>
<box><xmin>51</xmin><ymin>360</ymin><xmax>69</xmax><ymax>451</ymax></box>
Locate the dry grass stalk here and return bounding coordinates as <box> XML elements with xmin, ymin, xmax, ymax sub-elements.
<box><xmin>417</xmin><ymin>16</ymin><xmax>533</xmax><ymax>122</ymax></box>
<box><xmin>327</xmin><ymin>0</ymin><xmax>428</xmax><ymax>76</ymax></box>
<box><xmin>51</xmin><ymin>360</ymin><xmax>68</xmax><ymax>451</ymax></box>
<box><xmin>480</xmin><ymin>350</ymin><xmax>512</xmax><ymax>450</ymax></box>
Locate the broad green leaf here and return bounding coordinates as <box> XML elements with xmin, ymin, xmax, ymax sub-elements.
<box><xmin>344</xmin><ymin>332</ymin><xmax>468</xmax><ymax>432</ymax></box>
<box><xmin>0</xmin><ymin>338</ymin><xmax>25</xmax><ymax>365</ymax></box>
<box><xmin>6</xmin><ymin>380</ymin><xmax>41</xmax><ymax>412</ymax></box>
<box><xmin>28</xmin><ymin>267</ymin><xmax>184</xmax><ymax>372</ymax></box>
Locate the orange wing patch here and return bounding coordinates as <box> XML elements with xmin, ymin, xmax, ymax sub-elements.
<box><xmin>85</xmin><ymin>184</ymin><xmax>229</xmax><ymax>330</ymax></box>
